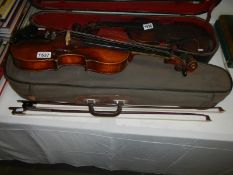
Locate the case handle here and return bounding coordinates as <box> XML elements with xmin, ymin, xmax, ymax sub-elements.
<box><xmin>87</xmin><ymin>100</ymin><xmax>124</xmax><ymax>117</ymax></box>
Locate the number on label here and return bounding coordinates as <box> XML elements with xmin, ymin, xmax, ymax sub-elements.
<box><xmin>37</xmin><ymin>52</ymin><xmax>52</xmax><ymax>59</ymax></box>
<box><xmin>143</xmin><ymin>23</ymin><xmax>154</xmax><ymax>31</ymax></box>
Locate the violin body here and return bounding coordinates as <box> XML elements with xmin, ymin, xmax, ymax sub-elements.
<box><xmin>11</xmin><ymin>35</ymin><xmax>131</xmax><ymax>74</ymax></box>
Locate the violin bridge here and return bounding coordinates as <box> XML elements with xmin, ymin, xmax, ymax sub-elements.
<box><xmin>65</xmin><ymin>30</ymin><xmax>71</xmax><ymax>46</ymax></box>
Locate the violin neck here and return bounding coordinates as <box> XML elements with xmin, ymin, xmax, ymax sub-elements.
<box><xmin>71</xmin><ymin>31</ymin><xmax>171</xmax><ymax>57</ymax></box>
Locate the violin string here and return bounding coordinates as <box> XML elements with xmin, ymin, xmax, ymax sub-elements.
<box><xmin>67</xmin><ymin>30</ymin><xmax>172</xmax><ymax>57</ymax></box>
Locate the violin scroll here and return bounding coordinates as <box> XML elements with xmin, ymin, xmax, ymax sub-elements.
<box><xmin>164</xmin><ymin>54</ymin><xmax>198</xmax><ymax>76</ymax></box>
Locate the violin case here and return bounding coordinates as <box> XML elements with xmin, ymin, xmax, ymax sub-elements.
<box><xmin>28</xmin><ymin>0</ymin><xmax>222</xmax><ymax>63</ymax></box>
<box><xmin>4</xmin><ymin>0</ymin><xmax>233</xmax><ymax>108</ymax></box>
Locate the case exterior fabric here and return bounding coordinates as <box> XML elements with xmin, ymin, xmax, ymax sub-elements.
<box><xmin>4</xmin><ymin>54</ymin><xmax>232</xmax><ymax>108</ymax></box>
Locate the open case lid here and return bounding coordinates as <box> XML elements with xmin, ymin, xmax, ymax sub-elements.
<box><xmin>31</xmin><ymin>0</ymin><xmax>222</xmax><ymax>21</ymax></box>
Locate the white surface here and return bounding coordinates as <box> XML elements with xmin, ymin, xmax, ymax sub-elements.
<box><xmin>0</xmin><ymin>1</ymin><xmax>233</xmax><ymax>175</ymax></box>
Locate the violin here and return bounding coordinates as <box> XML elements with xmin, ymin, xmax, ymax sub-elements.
<box><xmin>10</xmin><ymin>25</ymin><xmax>198</xmax><ymax>76</ymax></box>
<box><xmin>11</xmin><ymin>34</ymin><xmax>130</xmax><ymax>74</ymax></box>
<box><xmin>82</xmin><ymin>19</ymin><xmax>213</xmax><ymax>54</ymax></box>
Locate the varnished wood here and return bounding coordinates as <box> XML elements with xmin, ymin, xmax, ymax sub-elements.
<box><xmin>10</xmin><ymin>35</ymin><xmax>130</xmax><ymax>74</ymax></box>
